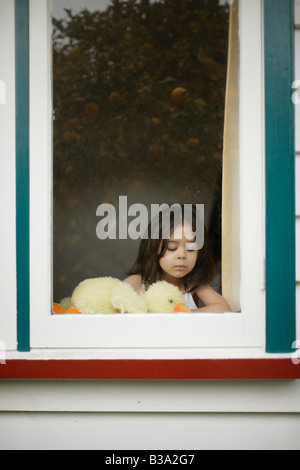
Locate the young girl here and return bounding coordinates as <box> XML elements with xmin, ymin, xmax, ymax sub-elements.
<box><xmin>124</xmin><ymin>205</ymin><xmax>231</xmax><ymax>313</ymax></box>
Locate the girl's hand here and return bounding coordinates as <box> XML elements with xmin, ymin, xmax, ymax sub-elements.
<box><xmin>193</xmin><ymin>284</ymin><xmax>232</xmax><ymax>313</ymax></box>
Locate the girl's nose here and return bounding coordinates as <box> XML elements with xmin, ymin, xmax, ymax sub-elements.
<box><xmin>177</xmin><ymin>247</ymin><xmax>186</xmax><ymax>259</ymax></box>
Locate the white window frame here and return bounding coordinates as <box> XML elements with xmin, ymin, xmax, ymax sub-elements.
<box><xmin>29</xmin><ymin>0</ymin><xmax>266</xmax><ymax>356</ymax></box>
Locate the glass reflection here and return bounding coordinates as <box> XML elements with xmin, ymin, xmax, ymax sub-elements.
<box><xmin>52</xmin><ymin>0</ymin><xmax>230</xmax><ymax>303</ymax></box>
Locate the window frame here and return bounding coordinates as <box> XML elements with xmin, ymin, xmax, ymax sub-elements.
<box><xmin>28</xmin><ymin>0</ymin><xmax>267</xmax><ymax>352</ymax></box>
<box><xmin>2</xmin><ymin>0</ymin><xmax>296</xmax><ymax>377</ymax></box>
<box><xmin>265</xmin><ymin>0</ymin><xmax>296</xmax><ymax>353</ymax></box>
<box><xmin>15</xmin><ymin>0</ymin><xmax>30</xmax><ymax>352</ymax></box>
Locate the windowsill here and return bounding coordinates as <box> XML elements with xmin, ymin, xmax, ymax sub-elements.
<box><xmin>32</xmin><ymin>310</ymin><xmax>251</xmax><ymax>349</ymax></box>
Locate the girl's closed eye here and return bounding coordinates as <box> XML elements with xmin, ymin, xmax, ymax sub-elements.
<box><xmin>167</xmin><ymin>242</ymin><xmax>177</xmax><ymax>252</ymax></box>
<box><xmin>167</xmin><ymin>246</ymin><xmax>177</xmax><ymax>252</ymax></box>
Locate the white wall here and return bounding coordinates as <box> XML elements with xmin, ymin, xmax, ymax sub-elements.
<box><xmin>1</xmin><ymin>411</ymin><xmax>300</xmax><ymax>450</ymax></box>
<box><xmin>0</xmin><ymin>0</ymin><xmax>17</xmax><ymax>351</ymax></box>
<box><xmin>1</xmin><ymin>379</ymin><xmax>300</xmax><ymax>450</ymax></box>
<box><xmin>1</xmin><ymin>0</ymin><xmax>300</xmax><ymax>451</ymax></box>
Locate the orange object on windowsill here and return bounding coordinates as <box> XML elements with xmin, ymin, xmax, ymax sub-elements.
<box><xmin>53</xmin><ymin>302</ymin><xmax>191</xmax><ymax>314</ymax></box>
<box><xmin>53</xmin><ymin>303</ymin><xmax>81</xmax><ymax>315</ymax></box>
<box><xmin>173</xmin><ymin>303</ymin><xmax>191</xmax><ymax>313</ymax></box>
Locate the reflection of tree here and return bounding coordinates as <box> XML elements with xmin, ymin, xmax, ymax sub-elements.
<box><xmin>52</xmin><ymin>0</ymin><xmax>229</xmax><ymax>300</ymax></box>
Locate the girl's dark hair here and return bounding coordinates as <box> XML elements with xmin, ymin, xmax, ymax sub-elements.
<box><xmin>128</xmin><ymin>204</ymin><xmax>215</xmax><ymax>293</ymax></box>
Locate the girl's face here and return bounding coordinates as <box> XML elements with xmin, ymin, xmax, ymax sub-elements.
<box><xmin>159</xmin><ymin>223</ymin><xmax>199</xmax><ymax>282</ymax></box>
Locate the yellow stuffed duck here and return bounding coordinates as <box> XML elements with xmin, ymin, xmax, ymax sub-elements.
<box><xmin>53</xmin><ymin>277</ymin><xmax>191</xmax><ymax>315</ymax></box>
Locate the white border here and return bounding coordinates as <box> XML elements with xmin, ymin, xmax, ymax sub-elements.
<box><xmin>29</xmin><ymin>0</ymin><xmax>266</xmax><ymax>355</ymax></box>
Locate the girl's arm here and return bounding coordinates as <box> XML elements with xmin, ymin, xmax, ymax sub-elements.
<box><xmin>193</xmin><ymin>284</ymin><xmax>232</xmax><ymax>313</ymax></box>
<box><xmin>123</xmin><ymin>274</ymin><xmax>146</xmax><ymax>294</ymax></box>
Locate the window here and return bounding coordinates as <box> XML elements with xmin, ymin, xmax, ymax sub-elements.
<box><xmin>27</xmin><ymin>0</ymin><xmax>268</xmax><ymax>352</ymax></box>
<box><xmin>52</xmin><ymin>0</ymin><xmax>229</xmax><ymax>306</ymax></box>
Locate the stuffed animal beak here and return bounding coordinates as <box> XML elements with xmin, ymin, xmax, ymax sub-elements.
<box><xmin>173</xmin><ymin>303</ymin><xmax>191</xmax><ymax>313</ymax></box>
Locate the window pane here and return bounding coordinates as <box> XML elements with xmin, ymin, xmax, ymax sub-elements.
<box><xmin>52</xmin><ymin>0</ymin><xmax>230</xmax><ymax>304</ymax></box>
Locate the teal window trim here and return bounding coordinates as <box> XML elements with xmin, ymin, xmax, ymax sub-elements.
<box><xmin>265</xmin><ymin>0</ymin><xmax>296</xmax><ymax>353</ymax></box>
<box><xmin>14</xmin><ymin>0</ymin><xmax>297</xmax><ymax>354</ymax></box>
<box><xmin>15</xmin><ymin>0</ymin><xmax>30</xmax><ymax>352</ymax></box>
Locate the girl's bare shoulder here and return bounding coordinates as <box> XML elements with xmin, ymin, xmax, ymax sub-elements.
<box><xmin>123</xmin><ymin>274</ymin><xmax>145</xmax><ymax>293</ymax></box>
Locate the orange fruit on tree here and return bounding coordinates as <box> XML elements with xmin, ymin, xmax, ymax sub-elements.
<box><xmin>109</xmin><ymin>91</ymin><xmax>126</xmax><ymax>107</ymax></box>
<box><xmin>171</xmin><ymin>87</ymin><xmax>189</xmax><ymax>105</ymax></box>
<box><xmin>151</xmin><ymin>117</ymin><xmax>161</xmax><ymax>126</ymax></box>
<box><xmin>63</xmin><ymin>131</ymin><xmax>82</xmax><ymax>143</ymax></box>
<box><xmin>148</xmin><ymin>144</ymin><xmax>163</xmax><ymax>158</ymax></box>
<box><xmin>65</xmin><ymin>118</ymin><xmax>80</xmax><ymax>130</ymax></box>
<box><xmin>83</xmin><ymin>102</ymin><xmax>100</xmax><ymax>120</ymax></box>
<box><xmin>187</xmin><ymin>138</ymin><xmax>200</xmax><ymax>149</ymax></box>
<box><xmin>200</xmin><ymin>58</ymin><xmax>217</xmax><ymax>67</ymax></box>
<box><xmin>140</xmin><ymin>43</ymin><xmax>155</xmax><ymax>54</ymax></box>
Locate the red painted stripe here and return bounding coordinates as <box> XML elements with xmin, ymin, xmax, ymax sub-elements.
<box><xmin>0</xmin><ymin>359</ymin><xmax>299</xmax><ymax>380</ymax></box>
